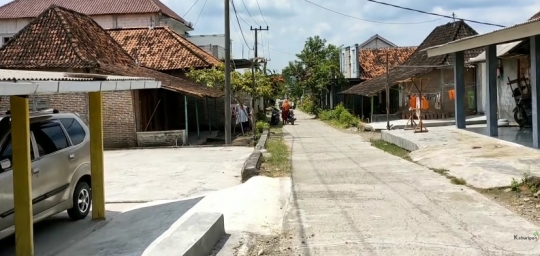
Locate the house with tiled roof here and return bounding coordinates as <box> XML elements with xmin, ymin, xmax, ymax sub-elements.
<box><xmin>342</xmin><ymin>21</ymin><xmax>481</xmax><ymax>122</ymax></box>
<box><xmin>0</xmin><ymin>5</ymin><xmax>223</xmax><ymax>148</ymax></box>
<box><xmin>334</xmin><ymin>35</ymin><xmax>414</xmax><ymax>117</ymax></box>
<box><xmin>0</xmin><ymin>0</ymin><xmax>194</xmax><ymax>46</ymax></box>
<box><xmin>108</xmin><ymin>26</ymin><xmax>222</xmax><ymax>71</ymax></box>
<box><xmin>108</xmin><ymin>26</ymin><xmax>226</xmax><ymax>136</ymax></box>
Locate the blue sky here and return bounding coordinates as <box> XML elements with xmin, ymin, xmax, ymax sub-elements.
<box><xmin>164</xmin><ymin>0</ymin><xmax>539</xmax><ymax>72</ymax></box>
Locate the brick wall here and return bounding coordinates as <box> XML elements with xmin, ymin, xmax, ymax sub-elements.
<box><xmin>0</xmin><ymin>91</ymin><xmax>137</xmax><ymax>148</ymax></box>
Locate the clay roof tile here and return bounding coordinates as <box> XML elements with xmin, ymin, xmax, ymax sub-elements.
<box><xmin>108</xmin><ymin>27</ymin><xmax>221</xmax><ymax>71</ymax></box>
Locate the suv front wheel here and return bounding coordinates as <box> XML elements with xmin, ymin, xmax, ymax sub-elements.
<box><xmin>67</xmin><ymin>181</ymin><xmax>92</xmax><ymax>220</ymax></box>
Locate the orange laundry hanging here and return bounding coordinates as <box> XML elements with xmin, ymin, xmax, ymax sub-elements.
<box><xmin>421</xmin><ymin>96</ymin><xmax>429</xmax><ymax>110</ymax></box>
<box><xmin>448</xmin><ymin>89</ymin><xmax>455</xmax><ymax>101</ymax></box>
<box><xmin>409</xmin><ymin>95</ymin><xmax>417</xmax><ymax>109</ymax></box>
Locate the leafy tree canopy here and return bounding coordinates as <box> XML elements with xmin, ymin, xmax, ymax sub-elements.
<box><xmin>186</xmin><ymin>63</ymin><xmax>283</xmax><ymax>99</ymax></box>
<box><xmin>282</xmin><ymin>36</ymin><xmax>345</xmax><ymax>109</ymax></box>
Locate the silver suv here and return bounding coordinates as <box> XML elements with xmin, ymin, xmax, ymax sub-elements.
<box><xmin>0</xmin><ymin>109</ymin><xmax>91</xmax><ymax>239</ymax></box>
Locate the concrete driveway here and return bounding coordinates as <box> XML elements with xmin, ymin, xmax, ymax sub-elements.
<box><xmin>105</xmin><ymin>147</ymin><xmax>252</xmax><ymax>202</ymax></box>
<box><xmin>0</xmin><ymin>146</ymin><xmax>252</xmax><ymax>256</ymax></box>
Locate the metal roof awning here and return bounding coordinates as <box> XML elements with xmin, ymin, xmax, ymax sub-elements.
<box><xmin>0</xmin><ymin>69</ymin><xmax>161</xmax><ymax>95</ymax></box>
<box><xmin>467</xmin><ymin>41</ymin><xmax>523</xmax><ymax>63</ymax></box>
<box><xmin>425</xmin><ymin>19</ymin><xmax>540</xmax><ymax>57</ymax></box>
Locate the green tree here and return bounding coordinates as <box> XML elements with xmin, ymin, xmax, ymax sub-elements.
<box><xmin>186</xmin><ymin>63</ymin><xmax>275</xmax><ymax>100</ymax></box>
<box><xmin>282</xmin><ymin>36</ymin><xmax>345</xmax><ymax>115</ymax></box>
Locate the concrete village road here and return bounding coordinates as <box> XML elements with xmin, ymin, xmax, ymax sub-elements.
<box><xmin>279</xmin><ymin>111</ymin><xmax>540</xmax><ymax>256</ymax></box>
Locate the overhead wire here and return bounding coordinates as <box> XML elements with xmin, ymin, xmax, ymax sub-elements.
<box><xmin>230</xmin><ymin>13</ymin><xmax>247</xmax><ymax>59</ymax></box>
<box><xmin>231</xmin><ymin>0</ymin><xmax>253</xmax><ymax>50</ymax></box>
<box><xmin>193</xmin><ymin>0</ymin><xmax>208</xmax><ymax>26</ymax></box>
<box><xmin>240</xmin><ymin>0</ymin><xmax>261</xmax><ymax>26</ymax></box>
<box><xmin>183</xmin><ymin>0</ymin><xmax>200</xmax><ymax>17</ymax></box>
<box><xmin>254</xmin><ymin>0</ymin><xmax>268</xmax><ymax>26</ymax></box>
<box><xmin>366</xmin><ymin>0</ymin><xmax>505</xmax><ymax>27</ymax></box>
<box><xmin>304</xmin><ymin>0</ymin><xmax>444</xmax><ymax>24</ymax></box>
<box><xmin>258</xmin><ymin>43</ymin><xmax>296</xmax><ymax>56</ymax></box>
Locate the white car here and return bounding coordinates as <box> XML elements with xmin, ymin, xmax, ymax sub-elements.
<box><xmin>0</xmin><ymin>109</ymin><xmax>92</xmax><ymax>240</ymax></box>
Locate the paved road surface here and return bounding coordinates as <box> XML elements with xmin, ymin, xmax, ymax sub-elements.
<box><xmin>280</xmin><ymin>111</ymin><xmax>540</xmax><ymax>255</ymax></box>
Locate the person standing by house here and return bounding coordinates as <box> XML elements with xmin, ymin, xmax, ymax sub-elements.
<box><xmin>281</xmin><ymin>99</ymin><xmax>291</xmax><ymax>125</ymax></box>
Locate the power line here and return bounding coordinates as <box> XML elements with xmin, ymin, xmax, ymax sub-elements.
<box><xmin>304</xmin><ymin>0</ymin><xmax>443</xmax><ymax>24</ymax></box>
<box><xmin>236</xmin><ymin>10</ymin><xmax>252</xmax><ymax>26</ymax></box>
<box><xmin>183</xmin><ymin>0</ymin><xmax>200</xmax><ymax>17</ymax></box>
<box><xmin>254</xmin><ymin>0</ymin><xmax>268</xmax><ymax>26</ymax></box>
<box><xmin>240</xmin><ymin>0</ymin><xmax>261</xmax><ymax>26</ymax></box>
<box><xmin>231</xmin><ymin>0</ymin><xmax>253</xmax><ymax>50</ymax></box>
<box><xmin>253</xmin><ymin>0</ymin><xmax>270</xmax><ymax>58</ymax></box>
<box><xmin>258</xmin><ymin>43</ymin><xmax>296</xmax><ymax>56</ymax></box>
<box><xmin>193</xmin><ymin>0</ymin><xmax>208</xmax><ymax>26</ymax></box>
<box><xmin>367</xmin><ymin>0</ymin><xmax>505</xmax><ymax>27</ymax></box>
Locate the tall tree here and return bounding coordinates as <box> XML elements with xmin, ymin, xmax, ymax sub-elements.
<box><xmin>282</xmin><ymin>36</ymin><xmax>345</xmax><ymax>114</ymax></box>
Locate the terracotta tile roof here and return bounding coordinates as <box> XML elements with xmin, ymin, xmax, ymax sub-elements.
<box><xmin>108</xmin><ymin>27</ymin><xmax>221</xmax><ymax>71</ymax></box>
<box><xmin>0</xmin><ymin>5</ymin><xmax>221</xmax><ymax>98</ymax></box>
<box><xmin>530</xmin><ymin>11</ymin><xmax>540</xmax><ymax>21</ymax></box>
<box><xmin>343</xmin><ymin>21</ymin><xmax>481</xmax><ymax>96</ymax></box>
<box><xmin>0</xmin><ymin>0</ymin><xmax>189</xmax><ymax>27</ymax></box>
<box><xmin>358</xmin><ymin>47</ymin><xmax>417</xmax><ymax>80</ymax></box>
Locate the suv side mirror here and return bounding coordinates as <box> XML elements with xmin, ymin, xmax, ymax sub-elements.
<box><xmin>0</xmin><ymin>159</ymin><xmax>11</xmax><ymax>170</ymax></box>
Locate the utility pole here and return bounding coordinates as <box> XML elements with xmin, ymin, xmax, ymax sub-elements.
<box><xmin>224</xmin><ymin>0</ymin><xmax>232</xmax><ymax>144</ymax></box>
<box><xmin>386</xmin><ymin>52</ymin><xmax>390</xmax><ymax>130</ymax></box>
<box><xmin>250</xmin><ymin>26</ymin><xmax>268</xmax><ymax>117</ymax></box>
<box><xmin>250</xmin><ymin>26</ymin><xmax>269</xmax><ymax>58</ymax></box>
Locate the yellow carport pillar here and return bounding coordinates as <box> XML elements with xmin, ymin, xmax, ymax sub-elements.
<box><xmin>88</xmin><ymin>92</ymin><xmax>105</xmax><ymax>219</ymax></box>
<box><xmin>10</xmin><ymin>95</ymin><xmax>33</xmax><ymax>256</ymax></box>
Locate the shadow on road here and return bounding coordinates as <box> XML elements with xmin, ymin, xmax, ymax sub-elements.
<box><xmin>0</xmin><ymin>197</ymin><xmax>203</xmax><ymax>256</ymax></box>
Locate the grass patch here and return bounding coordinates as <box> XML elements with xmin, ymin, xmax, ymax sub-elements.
<box><xmin>428</xmin><ymin>167</ymin><xmax>467</xmax><ymax>186</ymax></box>
<box><xmin>369</xmin><ymin>139</ymin><xmax>467</xmax><ymax>186</ymax></box>
<box><xmin>370</xmin><ymin>139</ymin><xmax>412</xmax><ymax>161</ymax></box>
<box><xmin>259</xmin><ymin>124</ymin><xmax>291</xmax><ymax>178</ymax></box>
<box><xmin>509</xmin><ymin>170</ymin><xmax>539</xmax><ymax>194</ymax></box>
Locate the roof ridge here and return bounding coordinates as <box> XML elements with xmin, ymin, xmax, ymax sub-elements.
<box><xmin>106</xmin><ymin>26</ymin><xmax>168</xmax><ymax>31</ymax></box>
<box><xmin>50</xmin><ymin>5</ymin><xmax>94</xmax><ymax>67</ymax></box>
<box><xmin>164</xmin><ymin>27</ymin><xmax>221</xmax><ymax>66</ymax></box>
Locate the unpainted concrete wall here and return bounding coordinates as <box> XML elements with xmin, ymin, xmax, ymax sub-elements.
<box><xmin>136</xmin><ymin>130</ymin><xmax>185</xmax><ymax>147</ymax></box>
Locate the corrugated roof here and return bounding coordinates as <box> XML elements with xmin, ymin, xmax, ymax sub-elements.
<box><xmin>0</xmin><ymin>5</ymin><xmax>222</xmax><ymax>98</ymax></box>
<box><xmin>467</xmin><ymin>41</ymin><xmax>522</xmax><ymax>63</ymax></box>
<box><xmin>465</xmin><ymin>12</ymin><xmax>540</xmax><ymax>63</ymax></box>
<box><xmin>108</xmin><ymin>26</ymin><xmax>221</xmax><ymax>71</ymax></box>
<box><xmin>0</xmin><ymin>69</ymin><xmax>155</xmax><ymax>81</ymax></box>
<box><xmin>0</xmin><ymin>0</ymin><xmax>190</xmax><ymax>27</ymax></box>
<box><xmin>342</xmin><ymin>21</ymin><xmax>481</xmax><ymax>96</ymax></box>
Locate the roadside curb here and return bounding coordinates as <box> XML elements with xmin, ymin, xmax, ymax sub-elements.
<box><xmin>241</xmin><ymin>129</ymin><xmax>270</xmax><ymax>182</ymax></box>
<box><xmin>143</xmin><ymin>212</ymin><xmax>225</xmax><ymax>256</ymax></box>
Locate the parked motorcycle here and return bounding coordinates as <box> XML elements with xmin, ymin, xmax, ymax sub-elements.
<box><xmin>509</xmin><ymin>77</ymin><xmax>532</xmax><ymax>129</ymax></box>
<box><xmin>270</xmin><ymin>107</ymin><xmax>280</xmax><ymax>125</ymax></box>
<box><xmin>286</xmin><ymin>109</ymin><xmax>296</xmax><ymax>125</ymax></box>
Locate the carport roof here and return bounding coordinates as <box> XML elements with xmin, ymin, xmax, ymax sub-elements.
<box><xmin>425</xmin><ymin>18</ymin><xmax>540</xmax><ymax>57</ymax></box>
<box><xmin>0</xmin><ymin>5</ymin><xmax>222</xmax><ymax>98</ymax></box>
<box><xmin>0</xmin><ymin>69</ymin><xmax>161</xmax><ymax>95</ymax></box>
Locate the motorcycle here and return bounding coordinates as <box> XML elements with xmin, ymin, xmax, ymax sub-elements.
<box><xmin>286</xmin><ymin>109</ymin><xmax>296</xmax><ymax>125</ymax></box>
<box><xmin>270</xmin><ymin>107</ymin><xmax>280</xmax><ymax>125</ymax></box>
<box><xmin>509</xmin><ymin>79</ymin><xmax>532</xmax><ymax>129</ymax></box>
